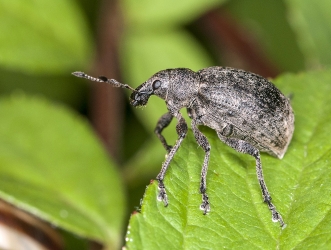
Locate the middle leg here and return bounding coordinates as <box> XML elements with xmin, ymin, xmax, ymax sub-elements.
<box><xmin>154</xmin><ymin>112</ymin><xmax>173</xmax><ymax>153</ymax></box>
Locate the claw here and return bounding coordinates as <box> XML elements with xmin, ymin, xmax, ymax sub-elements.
<box><xmin>200</xmin><ymin>193</ymin><xmax>210</xmax><ymax>214</ymax></box>
<box><xmin>157</xmin><ymin>181</ymin><xmax>168</xmax><ymax>206</ymax></box>
<box><xmin>268</xmin><ymin>201</ymin><xmax>286</xmax><ymax>229</ymax></box>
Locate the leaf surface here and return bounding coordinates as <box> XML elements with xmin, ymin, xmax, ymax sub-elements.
<box><xmin>0</xmin><ymin>1</ymin><xmax>91</xmax><ymax>73</ymax></box>
<box><xmin>122</xmin><ymin>0</ymin><xmax>226</xmax><ymax>28</ymax></box>
<box><xmin>125</xmin><ymin>69</ymin><xmax>331</xmax><ymax>249</ymax></box>
<box><xmin>0</xmin><ymin>95</ymin><xmax>125</xmax><ymax>249</ymax></box>
<box><xmin>284</xmin><ymin>0</ymin><xmax>331</xmax><ymax>68</ymax></box>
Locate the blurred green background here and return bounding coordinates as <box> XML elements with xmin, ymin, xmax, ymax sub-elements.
<box><xmin>1</xmin><ymin>0</ymin><xmax>331</xmax><ymax>249</ymax></box>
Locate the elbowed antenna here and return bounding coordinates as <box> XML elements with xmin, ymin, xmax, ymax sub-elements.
<box><xmin>72</xmin><ymin>71</ymin><xmax>135</xmax><ymax>91</ymax></box>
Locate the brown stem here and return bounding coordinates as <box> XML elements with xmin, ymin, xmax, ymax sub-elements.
<box><xmin>90</xmin><ymin>0</ymin><xmax>124</xmax><ymax>162</ymax></box>
<box><xmin>193</xmin><ymin>8</ymin><xmax>279</xmax><ymax>78</ymax></box>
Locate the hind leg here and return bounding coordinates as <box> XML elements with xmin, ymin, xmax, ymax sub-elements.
<box><xmin>216</xmin><ymin>131</ymin><xmax>286</xmax><ymax>228</ymax></box>
<box><xmin>191</xmin><ymin>120</ymin><xmax>211</xmax><ymax>214</ymax></box>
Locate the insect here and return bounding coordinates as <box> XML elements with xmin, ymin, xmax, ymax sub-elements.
<box><xmin>72</xmin><ymin>66</ymin><xmax>294</xmax><ymax>228</ymax></box>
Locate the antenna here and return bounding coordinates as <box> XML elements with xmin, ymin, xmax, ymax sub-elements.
<box><xmin>72</xmin><ymin>71</ymin><xmax>135</xmax><ymax>91</ymax></box>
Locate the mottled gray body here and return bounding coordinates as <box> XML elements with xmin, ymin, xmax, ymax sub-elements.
<box><xmin>195</xmin><ymin>67</ymin><xmax>294</xmax><ymax>158</ymax></box>
<box><xmin>72</xmin><ymin>66</ymin><xmax>294</xmax><ymax>228</ymax></box>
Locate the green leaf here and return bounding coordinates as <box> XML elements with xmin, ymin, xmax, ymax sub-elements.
<box><xmin>122</xmin><ymin>0</ymin><xmax>226</xmax><ymax>28</ymax></box>
<box><xmin>0</xmin><ymin>95</ymin><xmax>125</xmax><ymax>249</ymax></box>
<box><xmin>124</xmin><ymin>69</ymin><xmax>331</xmax><ymax>249</ymax></box>
<box><xmin>0</xmin><ymin>1</ymin><xmax>92</xmax><ymax>74</ymax></box>
<box><xmin>225</xmin><ymin>0</ymin><xmax>305</xmax><ymax>72</ymax></box>
<box><xmin>284</xmin><ymin>0</ymin><xmax>331</xmax><ymax>68</ymax></box>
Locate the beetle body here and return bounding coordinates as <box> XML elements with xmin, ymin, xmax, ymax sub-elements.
<box><xmin>131</xmin><ymin>67</ymin><xmax>294</xmax><ymax>159</ymax></box>
<box><xmin>73</xmin><ymin>66</ymin><xmax>294</xmax><ymax>228</ymax></box>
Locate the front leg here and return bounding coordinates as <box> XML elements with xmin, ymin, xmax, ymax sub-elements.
<box><xmin>154</xmin><ymin>112</ymin><xmax>173</xmax><ymax>153</ymax></box>
<box><xmin>156</xmin><ymin>113</ymin><xmax>187</xmax><ymax>207</ymax></box>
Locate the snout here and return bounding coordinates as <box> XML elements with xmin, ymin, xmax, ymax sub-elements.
<box><xmin>130</xmin><ymin>91</ymin><xmax>150</xmax><ymax>107</ymax></box>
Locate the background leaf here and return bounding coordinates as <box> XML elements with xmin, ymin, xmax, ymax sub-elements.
<box><xmin>125</xmin><ymin>69</ymin><xmax>331</xmax><ymax>249</ymax></box>
<box><xmin>225</xmin><ymin>0</ymin><xmax>305</xmax><ymax>72</ymax></box>
<box><xmin>122</xmin><ymin>0</ymin><xmax>226</xmax><ymax>28</ymax></box>
<box><xmin>284</xmin><ymin>0</ymin><xmax>331</xmax><ymax>68</ymax></box>
<box><xmin>0</xmin><ymin>0</ymin><xmax>92</xmax><ymax>74</ymax></box>
<box><xmin>0</xmin><ymin>95</ymin><xmax>126</xmax><ymax>249</ymax></box>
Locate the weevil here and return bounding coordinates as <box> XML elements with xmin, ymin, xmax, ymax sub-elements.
<box><xmin>72</xmin><ymin>66</ymin><xmax>294</xmax><ymax>228</ymax></box>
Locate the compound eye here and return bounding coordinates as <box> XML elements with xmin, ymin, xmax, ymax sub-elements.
<box><xmin>152</xmin><ymin>80</ymin><xmax>161</xmax><ymax>90</ymax></box>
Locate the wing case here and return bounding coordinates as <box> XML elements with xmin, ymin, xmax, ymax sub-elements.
<box><xmin>195</xmin><ymin>67</ymin><xmax>294</xmax><ymax>158</ymax></box>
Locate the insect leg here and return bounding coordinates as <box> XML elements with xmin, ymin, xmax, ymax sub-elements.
<box><xmin>154</xmin><ymin>112</ymin><xmax>173</xmax><ymax>153</ymax></box>
<box><xmin>156</xmin><ymin>114</ymin><xmax>187</xmax><ymax>207</ymax></box>
<box><xmin>216</xmin><ymin>132</ymin><xmax>286</xmax><ymax>228</ymax></box>
<box><xmin>191</xmin><ymin>120</ymin><xmax>211</xmax><ymax>214</ymax></box>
